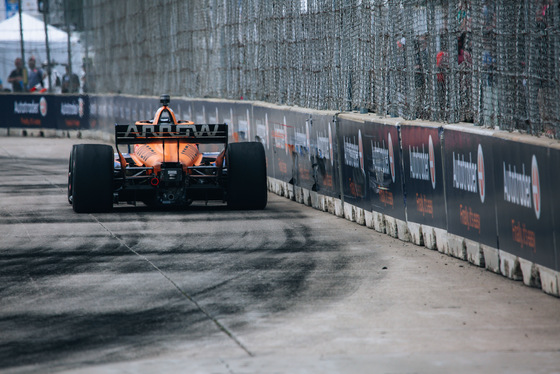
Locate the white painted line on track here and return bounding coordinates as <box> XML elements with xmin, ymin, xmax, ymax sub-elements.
<box><xmin>90</xmin><ymin>214</ymin><xmax>254</xmax><ymax>357</ymax></box>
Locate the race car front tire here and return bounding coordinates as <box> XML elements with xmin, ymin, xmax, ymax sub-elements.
<box><xmin>70</xmin><ymin>144</ymin><xmax>114</xmax><ymax>213</ymax></box>
<box><xmin>227</xmin><ymin>142</ymin><xmax>267</xmax><ymax>210</ymax></box>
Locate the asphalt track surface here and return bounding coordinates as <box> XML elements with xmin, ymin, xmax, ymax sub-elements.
<box><xmin>1</xmin><ymin>136</ymin><xmax>559</xmax><ymax>374</ymax></box>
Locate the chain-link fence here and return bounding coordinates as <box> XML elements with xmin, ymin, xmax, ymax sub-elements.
<box><xmin>82</xmin><ymin>0</ymin><xmax>559</xmax><ymax>137</ymax></box>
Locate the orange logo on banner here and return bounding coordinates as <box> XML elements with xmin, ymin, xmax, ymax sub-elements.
<box><xmin>358</xmin><ymin>130</ymin><xmax>364</xmax><ymax>173</ymax></box>
<box><xmin>39</xmin><ymin>97</ymin><xmax>48</xmax><ymax>117</ymax></box>
<box><xmin>429</xmin><ymin>135</ymin><xmax>436</xmax><ymax>189</ymax></box>
<box><xmin>388</xmin><ymin>133</ymin><xmax>395</xmax><ymax>183</ymax></box>
<box><xmin>477</xmin><ymin>145</ymin><xmax>485</xmax><ymax>203</ymax></box>
<box><xmin>531</xmin><ymin>155</ymin><xmax>541</xmax><ymax>220</ymax></box>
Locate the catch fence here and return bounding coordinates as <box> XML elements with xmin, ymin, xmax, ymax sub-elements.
<box><xmin>83</xmin><ymin>0</ymin><xmax>559</xmax><ymax>137</ymax></box>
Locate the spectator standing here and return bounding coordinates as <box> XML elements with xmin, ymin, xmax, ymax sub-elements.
<box><xmin>62</xmin><ymin>65</ymin><xmax>80</xmax><ymax>93</ymax></box>
<box><xmin>413</xmin><ymin>35</ymin><xmax>429</xmax><ymax>119</ymax></box>
<box><xmin>26</xmin><ymin>56</ymin><xmax>46</xmax><ymax>92</ymax></box>
<box><xmin>7</xmin><ymin>58</ymin><xmax>27</xmax><ymax>92</ymax></box>
<box><xmin>42</xmin><ymin>61</ymin><xmax>62</xmax><ymax>93</ymax></box>
<box><xmin>81</xmin><ymin>63</ymin><xmax>95</xmax><ymax>93</ymax></box>
<box><xmin>535</xmin><ymin>0</ymin><xmax>554</xmax><ymax>136</ymax></box>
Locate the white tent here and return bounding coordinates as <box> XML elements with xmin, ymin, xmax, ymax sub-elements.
<box><xmin>0</xmin><ymin>12</ymin><xmax>83</xmax><ymax>92</ymax></box>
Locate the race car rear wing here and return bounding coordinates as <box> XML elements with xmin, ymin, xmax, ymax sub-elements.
<box><xmin>114</xmin><ymin>123</ymin><xmax>228</xmax><ymax>145</ymax></box>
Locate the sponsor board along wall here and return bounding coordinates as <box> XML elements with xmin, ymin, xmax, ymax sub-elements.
<box><xmin>0</xmin><ymin>94</ymin><xmax>89</xmax><ymax>130</ymax></box>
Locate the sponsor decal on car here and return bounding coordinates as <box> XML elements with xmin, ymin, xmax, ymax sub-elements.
<box><xmin>122</xmin><ymin>124</ymin><xmax>221</xmax><ymax>138</ymax></box>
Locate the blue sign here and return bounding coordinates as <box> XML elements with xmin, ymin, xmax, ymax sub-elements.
<box><xmin>5</xmin><ymin>0</ymin><xmax>18</xmax><ymax>19</ymax></box>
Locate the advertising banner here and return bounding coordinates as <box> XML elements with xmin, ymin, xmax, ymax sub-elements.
<box><xmin>128</xmin><ymin>97</ymin><xmax>140</xmax><ymax>124</ymax></box>
<box><xmin>252</xmin><ymin>105</ymin><xmax>293</xmax><ymax>183</ymax></box>
<box><xmin>0</xmin><ymin>94</ymin><xmax>10</xmax><ymax>127</ymax></box>
<box><xmin>338</xmin><ymin>117</ymin><xmax>406</xmax><ymax>220</ymax></box>
<box><xmin>88</xmin><ymin>95</ymin><xmax>99</xmax><ymax>130</ymax></box>
<box><xmin>553</xmin><ymin>149</ymin><xmax>560</xmax><ymax>272</ymax></box>
<box><xmin>172</xmin><ymin>98</ymin><xmax>194</xmax><ymax>123</ymax></box>
<box><xmin>252</xmin><ymin>105</ymin><xmax>339</xmax><ymax>198</ymax></box>
<box><xmin>54</xmin><ymin>95</ymin><xmax>89</xmax><ymax>130</ymax></box>
<box><xmin>113</xmin><ymin>95</ymin><xmax>133</xmax><ymax>125</ymax></box>
<box><xmin>191</xmin><ymin>100</ymin><xmax>220</xmax><ymax>126</ymax></box>
<box><xmin>0</xmin><ymin>94</ymin><xmax>56</xmax><ymax>129</ymax></box>
<box><xmin>253</xmin><ymin>105</ymin><xmax>270</xmax><ymax>153</ymax></box>
<box><xmin>88</xmin><ymin>95</ymin><xmax>114</xmax><ymax>132</ymax></box>
<box><xmin>191</xmin><ymin>100</ymin><xmax>253</xmax><ymax>152</ymax></box>
<box><xmin>232</xmin><ymin>103</ymin><xmax>253</xmax><ymax>144</ymax></box>
<box><xmin>190</xmin><ymin>100</ymin><xmax>252</xmax><ymax>142</ymax></box>
<box><xmin>5</xmin><ymin>0</ymin><xmax>18</xmax><ymax>19</ymax></box>
<box><xmin>401</xmin><ymin>125</ymin><xmax>447</xmax><ymax>230</ymax></box>
<box><xmin>285</xmin><ymin>110</ymin><xmax>314</xmax><ymax>191</ymax></box>
<box><xmin>493</xmin><ymin>137</ymin><xmax>557</xmax><ymax>270</ymax></box>
<box><xmin>309</xmin><ymin>112</ymin><xmax>338</xmax><ymax>198</ymax></box>
<box><xmin>443</xmin><ymin>128</ymin><xmax>498</xmax><ymax>248</ymax></box>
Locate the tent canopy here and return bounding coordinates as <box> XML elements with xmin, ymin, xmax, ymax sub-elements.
<box><xmin>0</xmin><ymin>12</ymin><xmax>79</xmax><ymax>43</ymax></box>
<box><xmin>0</xmin><ymin>12</ymin><xmax>83</xmax><ymax>91</ymax></box>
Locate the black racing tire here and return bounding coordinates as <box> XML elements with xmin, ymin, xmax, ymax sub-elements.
<box><xmin>67</xmin><ymin>145</ymin><xmax>76</xmax><ymax>204</ymax></box>
<box><xmin>227</xmin><ymin>142</ymin><xmax>267</xmax><ymax>210</ymax></box>
<box><xmin>71</xmin><ymin>144</ymin><xmax>114</xmax><ymax>213</ymax></box>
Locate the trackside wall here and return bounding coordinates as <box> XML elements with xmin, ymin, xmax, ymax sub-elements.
<box><xmin>1</xmin><ymin>93</ymin><xmax>558</xmax><ymax>297</ymax></box>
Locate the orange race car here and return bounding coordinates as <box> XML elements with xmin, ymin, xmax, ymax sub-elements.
<box><xmin>68</xmin><ymin>94</ymin><xmax>267</xmax><ymax>212</ymax></box>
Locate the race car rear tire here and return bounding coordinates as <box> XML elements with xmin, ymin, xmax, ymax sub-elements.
<box><xmin>71</xmin><ymin>144</ymin><xmax>114</xmax><ymax>213</ymax></box>
<box><xmin>67</xmin><ymin>145</ymin><xmax>75</xmax><ymax>204</ymax></box>
<box><xmin>227</xmin><ymin>142</ymin><xmax>267</xmax><ymax>210</ymax></box>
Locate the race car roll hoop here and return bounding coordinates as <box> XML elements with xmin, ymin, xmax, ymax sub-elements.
<box><xmin>67</xmin><ymin>94</ymin><xmax>267</xmax><ymax>213</ymax></box>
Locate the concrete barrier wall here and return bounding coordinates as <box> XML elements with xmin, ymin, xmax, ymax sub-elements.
<box><xmin>2</xmin><ymin>93</ymin><xmax>559</xmax><ymax>297</ymax></box>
